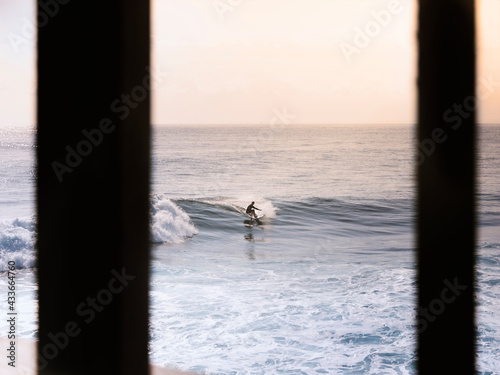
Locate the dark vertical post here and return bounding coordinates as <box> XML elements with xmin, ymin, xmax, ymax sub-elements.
<box><xmin>37</xmin><ymin>1</ymin><xmax>150</xmax><ymax>374</ymax></box>
<box><xmin>417</xmin><ymin>0</ymin><xmax>476</xmax><ymax>373</ymax></box>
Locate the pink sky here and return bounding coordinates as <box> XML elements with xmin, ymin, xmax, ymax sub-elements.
<box><xmin>1</xmin><ymin>0</ymin><xmax>499</xmax><ymax>125</ymax></box>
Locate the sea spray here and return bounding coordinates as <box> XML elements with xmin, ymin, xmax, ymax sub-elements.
<box><xmin>150</xmin><ymin>194</ymin><xmax>198</xmax><ymax>243</ymax></box>
<box><xmin>0</xmin><ymin>216</ymin><xmax>36</xmax><ymax>271</ymax></box>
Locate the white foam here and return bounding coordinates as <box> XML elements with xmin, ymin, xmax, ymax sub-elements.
<box><xmin>0</xmin><ymin>216</ymin><xmax>36</xmax><ymax>271</ymax></box>
<box><xmin>149</xmin><ymin>262</ymin><xmax>416</xmax><ymax>374</ymax></box>
<box><xmin>151</xmin><ymin>195</ymin><xmax>198</xmax><ymax>243</ymax></box>
<box><xmin>251</xmin><ymin>199</ymin><xmax>278</xmax><ymax>219</ymax></box>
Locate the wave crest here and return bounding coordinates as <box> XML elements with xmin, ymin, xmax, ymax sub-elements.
<box><xmin>0</xmin><ymin>216</ymin><xmax>36</xmax><ymax>271</ymax></box>
<box><xmin>151</xmin><ymin>195</ymin><xmax>198</xmax><ymax>243</ymax></box>
<box><xmin>182</xmin><ymin>197</ymin><xmax>278</xmax><ymax>219</ymax></box>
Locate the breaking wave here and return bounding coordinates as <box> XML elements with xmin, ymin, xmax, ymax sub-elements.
<box><xmin>151</xmin><ymin>194</ymin><xmax>198</xmax><ymax>243</ymax></box>
<box><xmin>0</xmin><ymin>216</ymin><xmax>36</xmax><ymax>271</ymax></box>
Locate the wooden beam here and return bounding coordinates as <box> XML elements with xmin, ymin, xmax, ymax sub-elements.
<box><xmin>417</xmin><ymin>0</ymin><xmax>476</xmax><ymax>373</ymax></box>
<box><xmin>37</xmin><ymin>1</ymin><xmax>150</xmax><ymax>374</ymax></box>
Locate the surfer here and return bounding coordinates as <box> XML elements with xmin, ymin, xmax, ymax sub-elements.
<box><xmin>246</xmin><ymin>201</ymin><xmax>261</xmax><ymax>219</ymax></box>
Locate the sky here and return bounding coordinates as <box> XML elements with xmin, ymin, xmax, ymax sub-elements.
<box><xmin>0</xmin><ymin>0</ymin><xmax>499</xmax><ymax>125</ymax></box>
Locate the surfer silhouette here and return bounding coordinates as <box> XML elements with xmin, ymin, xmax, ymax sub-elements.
<box><xmin>246</xmin><ymin>201</ymin><xmax>261</xmax><ymax>219</ymax></box>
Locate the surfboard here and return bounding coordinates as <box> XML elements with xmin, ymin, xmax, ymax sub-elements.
<box><xmin>244</xmin><ymin>214</ymin><xmax>264</xmax><ymax>227</ymax></box>
<box><xmin>247</xmin><ymin>214</ymin><xmax>264</xmax><ymax>220</ymax></box>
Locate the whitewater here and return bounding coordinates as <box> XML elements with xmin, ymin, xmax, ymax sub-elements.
<box><xmin>0</xmin><ymin>124</ymin><xmax>499</xmax><ymax>374</ymax></box>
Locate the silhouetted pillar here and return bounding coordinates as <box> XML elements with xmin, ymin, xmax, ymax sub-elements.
<box><xmin>417</xmin><ymin>0</ymin><xmax>476</xmax><ymax>373</ymax></box>
<box><xmin>37</xmin><ymin>1</ymin><xmax>150</xmax><ymax>374</ymax></box>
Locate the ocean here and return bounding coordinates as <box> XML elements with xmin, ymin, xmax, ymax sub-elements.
<box><xmin>0</xmin><ymin>124</ymin><xmax>499</xmax><ymax>374</ymax></box>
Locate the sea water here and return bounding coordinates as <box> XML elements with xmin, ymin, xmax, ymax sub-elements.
<box><xmin>0</xmin><ymin>124</ymin><xmax>499</xmax><ymax>374</ymax></box>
